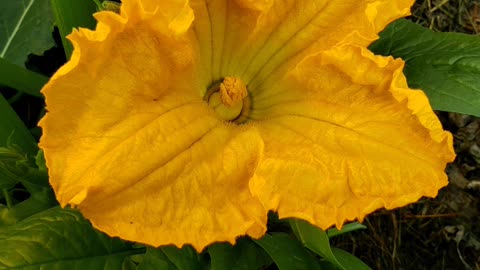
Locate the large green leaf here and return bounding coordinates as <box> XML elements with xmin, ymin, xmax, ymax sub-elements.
<box><xmin>254</xmin><ymin>233</ymin><xmax>322</xmax><ymax>270</ymax></box>
<box><xmin>209</xmin><ymin>238</ymin><xmax>272</xmax><ymax>270</ymax></box>
<box><xmin>290</xmin><ymin>219</ymin><xmax>345</xmax><ymax>269</ymax></box>
<box><xmin>290</xmin><ymin>219</ymin><xmax>372</xmax><ymax>270</ymax></box>
<box><xmin>51</xmin><ymin>0</ymin><xmax>97</xmax><ymax>58</ymax></box>
<box><xmin>0</xmin><ymin>94</ymin><xmax>36</xmax><ymax>155</ymax></box>
<box><xmin>0</xmin><ymin>0</ymin><xmax>55</xmax><ymax>67</ymax></box>
<box><xmin>0</xmin><ymin>207</ymin><xmax>144</xmax><ymax>269</ymax></box>
<box><xmin>369</xmin><ymin>19</ymin><xmax>480</xmax><ymax>116</ymax></box>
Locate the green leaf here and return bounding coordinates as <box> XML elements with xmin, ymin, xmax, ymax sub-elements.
<box><xmin>161</xmin><ymin>246</ymin><xmax>203</xmax><ymax>270</ymax></box>
<box><xmin>369</xmin><ymin>19</ymin><xmax>480</xmax><ymax>116</ymax></box>
<box><xmin>0</xmin><ymin>207</ymin><xmax>144</xmax><ymax>269</ymax></box>
<box><xmin>0</xmin><ymin>0</ymin><xmax>55</xmax><ymax>67</ymax></box>
<box><xmin>0</xmin><ymin>95</ymin><xmax>36</xmax><ymax>155</ymax></box>
<box><xmin>254</xmin><ymin>233</ymin><xmax>322</xmax><ymax>270</ymax></box>
<box><xmin>289</xmin><ymin>219</ymin><xmax>345</xmax><ymax>270</ymax></box>
<box><xmin>0</xmin><ymin>146</ymin><xmax>49</xmax><ymax>197</ymax></box>
<box><xmin>327</xmin><ymin>222</ymin><xmax>367</xmax><ymax>238</ymax></box>
<box><xmin>331</xmin><ymin>248</ymin><xmax>371</xmax><ymax>270</ymax></box>
<box><xmin>122</xmin><ymin>257</ymin><xmax>139</xmax><ymax>270</ymax></box>
<box><xmin>51</xmin><ymin>0</ymin><xmax>97</xmax><ymax>58</ymax></box>
<box><xmin>0</xmin><ymin>147</ymin><xmax>23</xmax><ymax>191</ymax></box>
<box><xmin>136</xmin><ymin>246</ymin><xmax>207</xmax><ymax>270</ymax></box>
<box><xmin>0</xmin><ymin>57</ymin><xmax>47</xmax><ymax>97</ymax></box>
<box><xmin>136</xmin><ymin>248</ymin><xmax>177</xmax><ymax>270</ymax></box>
<box><xmin>102</xmin><ymin>1</ymin><xmax>121</xmax><ymax>13</ymax></box>
<box><xmin>209</xmin><ymin>238</ymin><xmax>272</xmax><ymax>270</ymax></box>
<box><xmin>0</xmin><ymin>187</ymin><xmax>57</xmax><ymax>227</ymax></box>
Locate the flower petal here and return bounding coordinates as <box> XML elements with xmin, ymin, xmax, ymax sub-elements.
<box><xmin>40</xmin><ymin>6</ymin><xmax>266</xmax><ymax>251</ymax></box>
<box><xmin>121</xmin><ymin>0</ymin><xmax>194</xmax><ymax>36</ymax></box>
<box><xmin>189</xmin><ymin>0</ymin><xmax>413</xmax><ymax>88</ymax></box>
<box><xmin>80</xmin><ymin>125</ymin><xmax>267</xmax><ymax>252</ymax></box>
<box><xmin>250</xmin><ymin>45</ymin><xmax>455</xmax><ymax>229</ymax></box>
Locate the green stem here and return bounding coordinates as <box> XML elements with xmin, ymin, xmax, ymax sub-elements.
<box><xmin>51</xmin><ymin>0</ymin><xmax>98</xmax><ymax>58</ymax></box>
<box><xmin>7</xmin><ymin>91</ymin><xmax>23</xmax><ymax>104</ymax></box>
<box><xmin>2</xmin><ymin>189</ymin><xmax>12</xmax><ymax>209</ymax></box>
<box><xmin>0</xmin><ymin>58</ymin><xmax>48</xmax><ymax>97</ymax></box>
<box><xmin>92</xmin><ymin>0</ymin><xmax>103</xmax><ymax>10</ymax></box>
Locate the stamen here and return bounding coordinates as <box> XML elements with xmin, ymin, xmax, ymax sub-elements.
<box><xmin>219</xmin><ymin>77</ymin><xmax>248</xmax><ymax>107</ymax></box>
<box><xmin>205</xmin><ymin>77</ymin><xmax>250</xmax><ymax>123</ymax></box>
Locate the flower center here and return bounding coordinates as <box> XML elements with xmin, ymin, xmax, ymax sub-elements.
<box><xmin>205</xmin><ymin>77</ymin><xmax>250</xmax><ymax>123</ymax></box>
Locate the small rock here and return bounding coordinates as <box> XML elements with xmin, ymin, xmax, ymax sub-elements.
<box><xmin>455</xmin><ymin>121</ymin><xmax>480</xmax><ymax>152</ymax></box>
<box><xmin>447</xmin><ymin>165</ymin><xmax>470</xmax><ymax>189</ymax></box>
<box><xmin>449</xmin><ymin>113</ymin><xmax>473</xmax><ymax>128</ymax></box>
<box><xmin>466</xmin><ymin>180</ymin><xmax>480</xmax><ymax>191</ymax></box>
<box><xmin>469</xmin><ymin>143</ymin><xmax>480</xmax><ymax>164</ymax></box>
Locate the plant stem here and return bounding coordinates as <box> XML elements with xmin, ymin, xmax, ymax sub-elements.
<box><xmin>0</xmin><ymin>58</ymin><xmax>48</xmax><ymax>97</ymax></box>
<box><xmin>2</xmin><ymin>189</ymin><xmax>12</xmax><ymax>209</ymax></box>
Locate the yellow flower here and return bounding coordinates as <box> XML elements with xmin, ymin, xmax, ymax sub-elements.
<box><xmin>39</xmin><ymin>0</ymin><xmax>455</xmax><ymax>251</ymax></box>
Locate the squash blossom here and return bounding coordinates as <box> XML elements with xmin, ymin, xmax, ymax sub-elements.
<box><xmin>39</xmin><ymin>0</ymin><xmax>455</xmax><ymax>251</ymax></box>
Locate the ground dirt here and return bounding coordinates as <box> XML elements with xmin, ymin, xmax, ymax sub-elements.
<box><xmin>330</xmin><ymin>1</ymin><xmax>480</xmax><ymax>269</ymax></box>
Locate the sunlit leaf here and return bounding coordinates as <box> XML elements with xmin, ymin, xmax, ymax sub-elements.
<box><xmin>0</xmin><ymin>207</ymin><xmax>144</xmax><ymax>269</ymax></box>
<box><xmin>0</xmin><ymin>187</ymin><xmax>56</xmax><ymax>227</ymax></box>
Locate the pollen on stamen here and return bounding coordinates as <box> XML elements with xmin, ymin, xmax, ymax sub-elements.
<box><xmin>205</xmin><ymin>77</ymin><xmax>250</xmax><ymax>123</ymax></box>
<box><xmin>219</xmin><ymin>77</ymin><xmax>248</xmax><ymax>107</ymax></box>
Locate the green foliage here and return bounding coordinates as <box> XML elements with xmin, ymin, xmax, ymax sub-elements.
<box><xmin>0</xmin><ymin>187</ymin><xmax>56</xmax><ymax>227</ymax></box>
<box><xmin>136</xmin><ymin>248</ymin><xmax>177</xmax><ymax>270</ymax></box>
<box><xmin>95</xmin><ymin>0</ymin><xmax>121</xmax><ymax>13</ymax></box>
<box><xmin>136</xmin><ymin>246</ymin><xmax>206</xmax><ymax>270</ymax></box>
<box><xmin>370</xmin><ymin>19</ymin><xmax>480</xmax><ymax>116</ymax></box>
<box><xmin>0</xmin><ymin>95</ymin><xmax>36</xmax><ymax>155</ymax></box>
<box><xmin>208</xmin><ymin>238</ymin><xmax>272</xmax><ymax>270</ymax></box>
<box><xmin>327</xmin><ymin>222</ymin><xmax>367</xmax><ymax>238</ymax></box>
<box><xmin>0</xmin><ymin>147</ymin><xmax>56</xmax><ymax>226</ymax></box>
<box><xmin>290</xmin><ymin>219</ymin><xmax>372</xmax><ymax>270</ymax></box>
<box><xmin>0</xmin><ymin>207</ymin><xmax>145</xmax><ymax>269</ymax></box>
<box><xmin>0</xmin><ymin>58</ymin><xmax>47</xmax><ymax>97</ymax></box>
<box><xmin>254</xmin><ymin>233</ymin><xmax>323</xmax><ymax>270</ymax></box>
<box><xmin>51</xmin><ymin>0</ymin><xmax>97</xmax><ymax>58</ymax></box>
<box><xmin>331</xmin><ymin>248</ymin><xmax>371</xmax><ymax>270</ymax></box>
<box><xmin>0</xmin><ymin>0</ymin><xmax>55</xmax><ymax>67</ymax></box>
